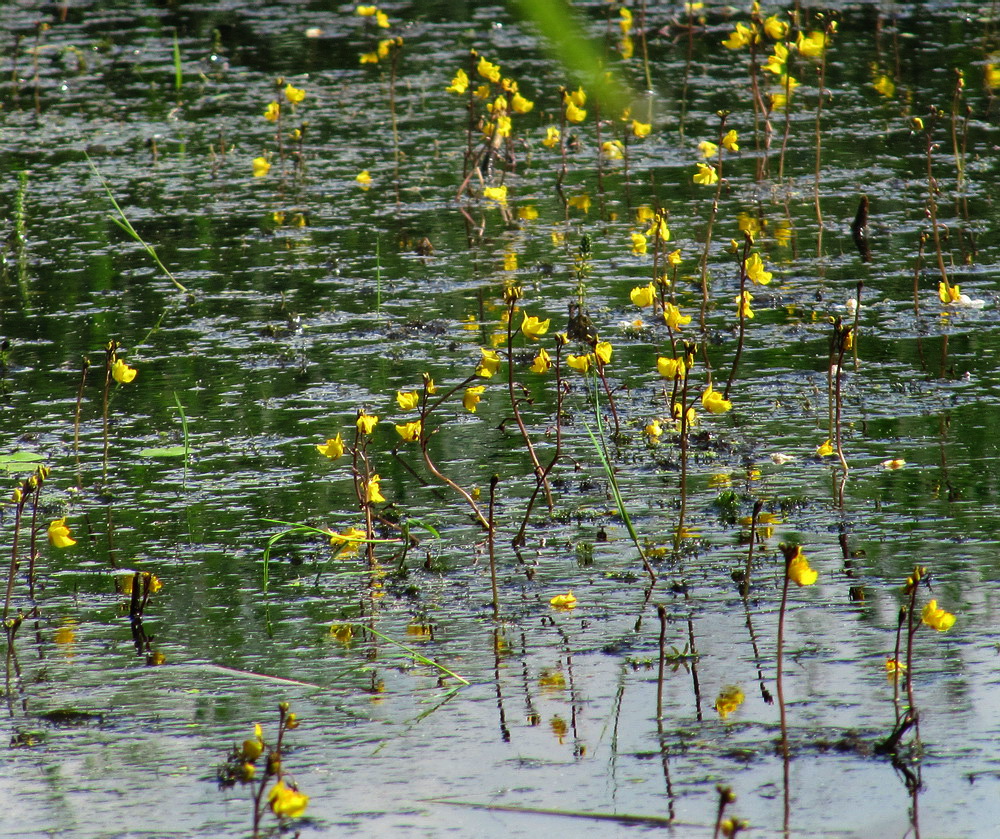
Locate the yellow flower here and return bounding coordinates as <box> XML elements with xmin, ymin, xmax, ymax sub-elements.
<box><xmin>541</xmin><ymin>126</ymin><xmax>562</xmax><ymax>149</ymax></box>
<box><xmin>745</xmin><ymin>252</ymin><xmax>772</xmax><ymax>285</ymax></box>
<box><xmin>645</xmin><ymin>419</ymin><xmax>662</xmax><ymax>439</ymax></box>
<box><xmin>476</xmin><ymin>348</ymin><xmax>501</xmax><ymax>378</ymax></box>
<box><xmin>714</xmin><ymin>685</ymin><xmax>745</xmax><ymax>719</ymax></box>
<box><xmin>816</xmin><ymin>439</ymin><xmax>834</xmax><ymax>457</ymax></box>
<box><xmin>873</xmin><ymin>74</ymin><xmax>895</xmax><ymax>97</ymax></box>
<box><xmin>565</xmin><ymin>99</ymin><xmax>586</xmax><ymax>123</ymax></box>
<box><xmin>474</xmin><ymin>84</ymin><xmax>490</xmax><ymax>99</ymax></box>
<box><xmin>395</xmin><ymin>419</ymin><xmax>422</xmax><ymax>442</ymax></box>
<box><xmin>463</xmin><ymin>385</ymin><xmax>486</xmax><ymax>413</ymax></box>
<box><xmin>657</xmin><ymin>355</ymin><xmax>686</xmax><ymax>379</ymax></box>
<box><xmin>787</xmin><ymin>547</ymin><xmax>818</xmax><ymax>586</ymax></box>
<box><xmin>663</xmin><ymin>302</ymin><xmax>692</xmax><ymax>330</ymax></box>
<box><xmin>595</xmin><ymin>341</ymin><xmax>612</xmax><ymax>366</ymax></box>
<box><xmin>329</xmin><ymin>526</ymin><xmax>367</xmax><ymax>554</ymax></box>
<box><xmin>530</xmin><ymin>347</ymin><xmax>551</xmax><ymax>373</ymax></box>
<box><xmin>252</xmin><ymin>156</ymin><xmax>271</xmax><ymax>177</ymax></box>
<box><xmin>446</xmin><ymin>68</ymin><xmax>469</xmax><ymax>94</ymax></box>
<box><xmin>477</xmin><ymin>56</ymin><xmax>501</xmax><ymax>83</ymax></box>
<box><xmin>601</xmin><ymin>140</ymin><xmax>624</xmax><ymax>160</ymax></box>
<box><xmin>630</xmin><ymin>283</ymin><xmax>656</xmax><ymax>308</ymax></box>
<box><xmin>698</xmin><ymin>140</ymin><xmax>718</xmax><ymax>158</ymax></box>
<box><xmin>567</xmin><ymin>193</ymin><xmax>591</xmax><ymax>213</ymax></box>
<box><xmin>377</xmin><ymin>38</ymin><xmax>394</xmax><ymax>59</ymax></box>
<box><xmin>938</xmin><ymin>281</ymin><xmax>961</xmax><ymax>304</ymax></box>
<box><xmin>521</xmin><ymin>313</ymin><xmax>550</xmax><ymax>340</ymax></box>
<box><xmin>566</xmin><ymin>354</ymin><xmax>592</xmax><ymax>374</ymax></box>
<box><xmin>764</xmin><ymin>15</ymin><xmax>788</xmax><ymax>39</ymax></box>
<box><xmin>885</xmin><ymin>657</ymin><xmax>907</xmax><ymax>679</ymax></box>
<box><xmin>111</xmin><ymin>358</ymin><xmax>138</xmax><ymax>383</ymax></box>
<box><xmin>365</xmin><ymin>474</ymin><xmax>385</xmax><ymax>503</ymax></box>
<box><xmin>619</xmin><ymin>7</ymin><xmax>633</xmax><ymax>33</ymax></box>
<box><xmin>356</xmin><ymin>4</ymin><xmax>376</xmax><ymax>14</ymax></box>
<box><xmin>550</xmin><ymin>591</ymin><xmax>577</xmax><ymax>609</ymax></box>
<box><xmin>797</xmin><ymin>30</ymin><xmax>827</xmax><ymax>59</ymax></box>
<box><xmin>986</xmin><ymin>63</ymin><xmax>1000</xmax><ymax>90</ymax></box>
<box><xmin>632</xmin><ymin>119</ymin><xmax>651</xmax><ymax>137</ymax></box>
<box><xmin>511</xmin><ymin>92</ymin><xmax>534</xmax><ymax>113</ymax></box>
<box><xmin>375</xmin><ymin>10</ymin><xmax>390</xmax><ymax>27</ymax></box>
<box><xmin>922</xmin><ymin>599</ymin><xmax>956</xmax><ymax>632</ymax></box>
<box><xmin>264</xmin><ymin>101</ymin><xmax>280</xmax><ymax>122</ymax></box>
<box><xmin>268</xmin><ymin>780</ymin><xmax>309</xmax><ymax>819</ymax></box>
<box><xmin>48</xmin><ymin>518</ymin><xmax>76</xmax><ymax>548</ymax></box>
<box><xmin>882</xmin><ymin>458</ymin><xmax>906</xmax><ymax>470</ymax></box>
<box><xmin>628</xmin><ymin>231</ymin><xmax>648</xmax><ymax>255</ymax></box>
<box><xmin>764</xmin><ymin>42</ymin><xmax>788</xmax><ymax>75</ymax></box>
<box><xmin>396</xmin><ymin>391</ymin><xmax>419</xmax><ymax>411</ymax></box>
<box><xmin>667</xmin><ymin>249</ymin><xmax>682</xmax><ymax>266</ymax></box>
<box><xmin>284</xmin><ymin>83</ymin><xmax>305</xmax><ymax>104</ymax></box>
<box><xmin>569</xmin><ymin>86</ymin><xmax>586</xmax><ymax>107</ymax></box>
<box><xmin>722</xmin><ymin>22</ymin><xmax>754</xmax><ymax>50</ymax></box>
<box><xmin>356</xmin><ymin>170</ymin><xmax>372</xmax><ymax>188</ymax></box>
<box><xmin>721</xmin><ymin>129</ymin><xmax>739</xmax><ymax>152</ymax></box>
<box><xmin>701</xmin><ymin>385</ymin><xmax>732</xmax><ymax>414</ymax></box>
<box><xmin>422</xmin><ymin>373</ymin><xmax>438</xmax><ymax>394</ymax></box>
<box><xmin>672</xmin><ymin>402</ymin><xmax>697</xmax><ymax>427</ymax></box>
<box><xmin>693</xmin><ymin>162</ymin><xmax>718</xmax><ymax>185</ymax></box>
<box><xmin>736</xmin><ymin>290</ymin><xmax>754</xmax><ymax>319</ymax></box>
<box><xmin>518</xmin><ymin>205</ymin><xmax>538</xmax><ymax>220</ymax></box>
<box><xmin>770</xmin><ymin>92</ymin><xmax>788</xmax><ymax>111</ymax></box>
<box><xmin>483</xmin><ymin>185</ymin><xmax>507</xmax><ymax>206</ymax></box>
<box><xmin>359</xmin><ymin>51</ymin><xmax>379</xmax><ymax>64</ymax></box>
<box><xmin>316</xmin><ymin>434</ymin><xmax>345</xmax><ymax>459</ymax></box>
<box><xmin>356</xmin><ymin>410</ymin><xmax>378</xmax><ymax>434</ymax></box>
<box><xmin>646</xmin><ymin>214</ymin><xmax>670</xmax><ymax>241</ymax></box>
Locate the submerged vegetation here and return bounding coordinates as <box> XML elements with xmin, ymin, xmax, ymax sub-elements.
<box><xmin>1</xmin><ymin>0</ymin><xmax>998</xmax><ymax>835</ymax></box>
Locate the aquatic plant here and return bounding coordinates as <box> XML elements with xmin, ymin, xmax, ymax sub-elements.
<box><xmin>217</xmin><ymin>703</ymin><xmax>308</xmax><ymax>837</ymax></box>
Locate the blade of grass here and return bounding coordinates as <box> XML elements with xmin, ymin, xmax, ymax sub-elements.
<box><xmin>351</xmin><ymin>624</ymin><xmax>470</xmax><ymax>686</ymax></box>
<box><xmin>585</xmin><ymin>371</ymin><xmax>656</xmax><ymax>582</ymax></box>
<box><xmin>85</xmin><ymin>153</ymin><xmax>189</xmax><ymax>293</ymax></box>
<box><xmin>172</xmin><ymin>391</ymin><xmax>190</xmax><ymax>488</ymax></box>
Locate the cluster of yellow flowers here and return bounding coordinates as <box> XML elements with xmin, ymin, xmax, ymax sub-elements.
<box><xmin>693</xmin><ymin>129</ymin><xmax>738</xmax><ymax>185</ymax></box>
<box><xmin>356</xmin><ymin>5</ymin><xmax>396</xmax><ymax>64</ymax></box>
<box><xmin>252</xmin><ymin>80</ymin><xmax>306</xmax><ymax>177</ymax></box>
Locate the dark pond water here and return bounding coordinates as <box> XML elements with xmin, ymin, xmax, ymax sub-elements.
<box><xmin>3</xmin><ymin>0</ymin><xmax>1000</xmax><ymax>836</ymax></box>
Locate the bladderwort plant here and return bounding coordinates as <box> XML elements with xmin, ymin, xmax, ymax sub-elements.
<box><xmin>217</xmin><ymin>703</ymin><xmax>309</xmax><ymax>838</ymax></box>
<box><xmin>3</xmin><ymin>466</ymin><xmax>48</xmax><ymax>625</ymax></box>
<box><xmin>694</xmin><ymin>112</ymin><xmax>739</xmax><ymax>324</ymax></box>
<box><xmin>515</xmin><ymin>333</ymin><xmax>568</xmax><ymax>548</ymax></box>
<box><xmin>355</xmin><ymin>6</ymin><xmax>403</xmax><ymax>195</ymax></box>
<box><xmin>503</xmin><ymin>285</ymin><xmax>554</xmax><ymax>515</ymax></box>
<box><xmin>100</xmin><ymin>341</ymin><xmax>138</xmax><ymax>484</ymax></box>
<box><xmin>826</xmin><ymin>318</ymin><xmax>852</xmax><ymax>472</ymax></box>
<box><xmin>912</xmin><ymin>109</ymin><xmax>951</xmax><ymax>292</ymax></box>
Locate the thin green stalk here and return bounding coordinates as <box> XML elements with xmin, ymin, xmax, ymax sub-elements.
<box><xmin>584</xmin><ymin>384</ymin><xmax>655</xmax><ymax>582</ymax></box>
<box><xmin>356</xmin><ymin>624</ymin><xmax>470</xmax><ymax>685</ymax></box>
<box><xmin>172</xmin><ymin>29</ymin><xmax>183</xmax><ymax>97</ymax></box>
<box><xmin>173</xmin><ymin>392</ymin><xmax>190</xmax><ymax>488</ymax></box>
<box><xmin>86</xmin><ymin>154</ymin><xmax>189</xmax><ymax>293</ymax></box>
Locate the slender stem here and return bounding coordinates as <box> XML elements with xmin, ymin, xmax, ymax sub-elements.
<box><xmin>656</xmin><ymin>604</ymin><xmax>667</xmax><ymax>721</ymax></box>
<box><xmin>488</xmin><ymin>475</ymin><xmax>499</xmax><ymax>621</ymax></box>
<box><xmin>505</xmin><ymin>299</ymin><xmax>552</xmax><ymax>510</ymax></box>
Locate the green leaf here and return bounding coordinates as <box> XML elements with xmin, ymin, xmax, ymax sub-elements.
<box><xmin>138</xmin><ymin>445</ymin><xmax>189</xmax><ymax>458</ymax></box>
<box><xmin>0</xmin><ymin>451</ymin><xmax>45</xmax><ymax>471</ymax></box>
